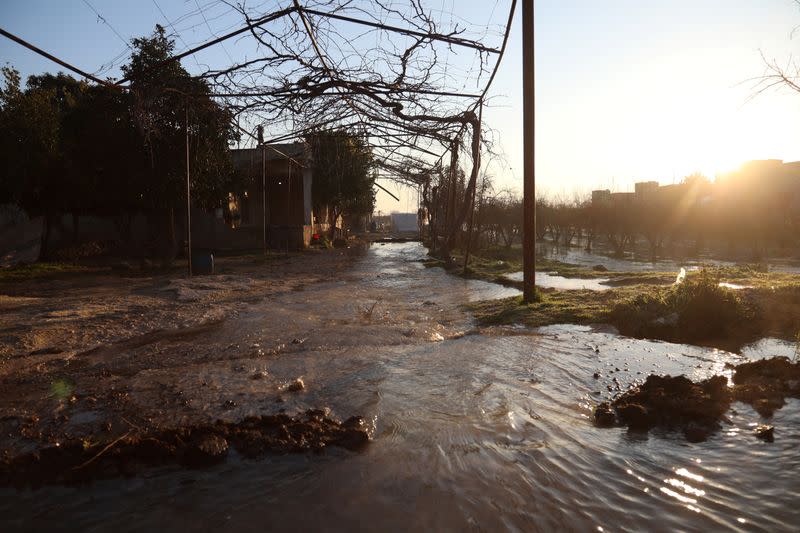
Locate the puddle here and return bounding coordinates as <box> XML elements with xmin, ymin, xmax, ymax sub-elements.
<box><xmin>504</xmin><ymin>271</ymin><xmax>611</xmax><ymax>291</ymax></box>
<box><xmin>718</xmin><ymin>282</ymin><xmax>753</xmax><ymax>290</ymax></box>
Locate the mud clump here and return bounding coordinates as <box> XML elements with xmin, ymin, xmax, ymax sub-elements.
<box><xmin>753</xmin><ymin>424</ymin><xmax>774</xmax><ymax>442</ymax></box>
<box><xmin>731</xmin><ymin>357</ymin><xmax>800</xmax><ymax>417</ymax></box>
<box><xmin>593</xmin><ymin>403</ymin><xmax>616</xmax><ymax>427</ymax></box>
<box><xmin>0</xmin><ymin>410</ymin><xmax>370</xmax><ymax>488</ymax></box>
<box><xmin>286</xmin><ymin>378</ymin><xmax>305</xmax><ymax>392</ymax></box>
<box><xmin>593</xmin><ymin>356</ymin><xmax>800</xmax><ymax>442</ymax></box>
<box><xmin>601</xmin><ymin>374</ymin><xmax>731</xmax><ymax>434</ymax></box>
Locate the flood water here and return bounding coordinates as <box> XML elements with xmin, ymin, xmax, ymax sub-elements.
<box><xmin>504</xmin><ymin>270</ymin><xmax>611</xmax><ymax>291</ymax></box>
<box><xmin>2</xmin><ymin>243</ymin><xmax>798</xmax><ymax>532</ymax></box>
<box><xmin>536</xmin><ymin>242</ymin><xmax>800</xmax><ymax>275</ymax></box>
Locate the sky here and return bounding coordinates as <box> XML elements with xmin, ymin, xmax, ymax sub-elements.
<box><xmin>2</xmin><ymin>1</ymin><xmax>800</xmax><ymax>213</ymax></box>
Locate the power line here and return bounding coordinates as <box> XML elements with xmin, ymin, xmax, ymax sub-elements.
<box><xmin>0</xmin><ymin>26</ymin><xmax>118</xmax><ymax>87</ymax></box>
<box><xmin>151</xmin><ymin>0</ymin><xmax>203</xmax><ymax>70</ymax></box>
<box><xmin>116</xmin><ymin>6</ymin><xmax>294</xmax><ymax>85</ymax></box>
<box><xmin>81</xmin><ymin>0</ymin><xmax>131</xmax><ymax>50</ymax></box>
<box><xmin>193</xmin><ymin>0</ymin><xmax>235</xmax><ymax>65</ymax></box>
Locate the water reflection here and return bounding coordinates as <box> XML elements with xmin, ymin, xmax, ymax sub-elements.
<box><xmin>504</xmin><ymin>271</ymin><xmax>611</xmax><ymax>291</ymax></box>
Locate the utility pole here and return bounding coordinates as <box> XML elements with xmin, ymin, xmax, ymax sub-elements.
<box><xmin>258</xmin><ymin>125</ymin><xmax>267</xmax><ymax>256</ymax></box>
<box><xmin>185</xmin><ymin>101</ymin><xmax>192</xmax><ymax>277</ymax></box>
<box><xmin>522</xmin><ymin>0</ymin><xmax>536</xmax><ymax>302</ymax></box>
<box><xmin>286</xmin><ymin>157</ymin><xmax>291</xmax><ymax>254</ymax></box>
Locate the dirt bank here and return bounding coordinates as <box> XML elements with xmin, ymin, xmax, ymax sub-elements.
<box><xmin>0</xmin><ymin>410</ymin><xmax>369</xmax><ymax>488</ymax></box>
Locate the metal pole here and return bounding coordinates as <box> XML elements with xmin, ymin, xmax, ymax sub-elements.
<box><xmin>185</xmin><ymin>101</ymin><xmax>192</xmax><ymax>277</ymax></box>
<box><xmin>286</xmin><ymin>157</ymin><xmax>291</xmax><ymax>253</ymax></box>
<box><xmin>522</xmin><ymin>0</ymin><xmax>536</xmax><ymax>302</ymax></box>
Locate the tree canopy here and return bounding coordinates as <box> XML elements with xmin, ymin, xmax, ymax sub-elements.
<box><xmin>306</xmin><ymin>130</ymin><xmax>374</xmax><ymax>236</ymax></box>
<box><xmin>0</xmin><ymin>26</ymin><xmax>237</xmax><ymax>218</ymax></box>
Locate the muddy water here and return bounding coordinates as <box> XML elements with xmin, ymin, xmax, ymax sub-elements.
<box><xmin>537</xmin><ymin>242</ymin><xmax>800</xmax><ymax>274</ymax></box>
<box><xmin>505</xmin><ymin>270</ymin><xmax>612</xmax><ymax>290</ymax></box>
<box><xmin>3</xmin><ymin>243</ymin><xmax>799</xmax><ymax>532</ymax></box>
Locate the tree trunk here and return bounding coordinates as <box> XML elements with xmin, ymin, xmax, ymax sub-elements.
<box><xmin>71</xmin><ymin>213</ymin><xmax>80</xmax><ymax>244</ymax></box>
<box><xmin>40</xmin><ymin>211</ymin><xmax>53</xmax><ymax>261</ymax></box>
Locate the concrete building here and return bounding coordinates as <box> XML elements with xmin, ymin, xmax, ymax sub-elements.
<box><xmin>610</xmin><ymin>192</ymin><xmax>635</xmax><ymax>208</ymax></box>
<box><xmin>591</xmin><ymin>189</ymin><xmax>611</xmax><ymax>207</ymax></box>
<box><xmin>228</xmin><ymin>143</ymin><xmax>315</xmax><ymax>249</ymax></box>
<box><xmin>634</xmin><ymin>181</ymin><xmax>659</xmax><ymax>204</ymax></box>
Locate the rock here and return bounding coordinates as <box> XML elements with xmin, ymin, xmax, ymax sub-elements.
<box><xmin>222</xmin><ymin>399</ymin><xmax>237</xmax><ymax>409</ymax></box>
<box><xmin>593</xmin><ymin>372</ymin><xmax>601</xmax><ymax>379</ymax></box>
<box><xmin>305</xmin><ymin>408</ymin><xmax>331</xmax><ymax>420</ymax></box>
<box><xmin>183</xmin><ymin>434</ymin><xmax>229</xmax><ymax>466</ymax></box>
<box><xmin>291</xmin><ymin>338</ymin><xmax>305</xmax><ymax>345</ymax></box>
<box><xmin>251</xmin><ymin>370</ymin><xmax>268</xmax><ymax>380</ymax></box>
<box><xmin>594</xmin><ymin>403</ymin><xmax>616</xmax><ymax>427</ymax></box>
<box><xmin>753</xmin><ymin>424</ymin><xmax>774</xmax><ymax>442</ymax></box>
<box><xmin>592</xmin><ymin>264</ymin><xmax>609</xmax><ymax>272</ymax></box>
<box><xmin>617</xmin><ymin>403</ymin><xmax>652</xmax><ymax>430</ymax></box>
<box><xmin>286</xmin><ymin>378</ymin><xmax>305</xmax><ymax>392</ymax></box>
<box><xmin>337</xmin><ymin>416</ymin><xmax>370</xmax><ymax>450</ymax></box>
<box><xmin>684</xmin><ymin>423</ymin><xmax>711</xmax><ymax>443</ymax></box>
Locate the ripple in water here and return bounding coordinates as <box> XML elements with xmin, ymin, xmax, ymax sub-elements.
<box><xmin>2</xmin><ymin>243</ymin><xmax>797</xmax><ymax>532</ymax></box>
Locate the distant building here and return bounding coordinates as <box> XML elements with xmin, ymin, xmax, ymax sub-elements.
<box><xmin>390</xmin><ymin>212</ymin><xmax>418</xmax><ymax>232</ymax></box>
<box><xmin>634</xmin><ymin>181</ymin><xmax>659</xmax><ymax>204</ymax></box>
<box><xmin>591</xmin><ymin>189</ymin><xmax>611</xmax><ymax>207</ymax></box>
<box><xmin>716</xmin><ymin>159</ymin><xmax>800</xmax><ymax>216</ymax></box>
<box><xmin>610</xmin><ymin>192</ymin><xmax>635</xmax><ymax>208</ymax></box>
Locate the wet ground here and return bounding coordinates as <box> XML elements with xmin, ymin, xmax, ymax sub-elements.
<box><xmin>1</xmin><ymin>242</ymin><xmax>798</xmax><ymax>531</ymax></box>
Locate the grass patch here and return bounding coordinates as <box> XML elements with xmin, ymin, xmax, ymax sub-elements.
<box><xmin>468</xmin><ymin>288</ymin><xmax>618</xmax><ymax>328</ymax></box>
<box><xmin>0</xmin><ymin>262</ymin><xmax>100</xmax><ymax>282</ymax></box>
<box><xmin>468</xmin><ymin>267</ymin><xmax>798</xmax><ymax>350</ymax></box>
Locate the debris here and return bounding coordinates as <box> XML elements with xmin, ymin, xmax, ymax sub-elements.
<box><xmin>286</xmin><ymin>378</ymin><xmax>305</xmax><ymax>392</ymax></box>
<box><xmin>753</xmin><ymin>425</ymin><xmax>774</xmax><ymax>442</ymax></box>
<box><xmin>594</xmin><ymin>403</ymin><xmax>616</xmax><ymax>427</ymax></box>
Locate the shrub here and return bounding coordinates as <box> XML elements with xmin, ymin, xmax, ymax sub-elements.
<box><xmin>669</xmin><ymin>268</ymin><xmax>748</xmax><ymax>339</ymax></box>
<box><xmin>609</xmin><ymin>290</ymin><xmax>670</xmax><ymax>337</ymax></box>
<box><xmin>609</xmin><ymin>268</ymin><xmax>750</xmax><ymax>341</ymax></box>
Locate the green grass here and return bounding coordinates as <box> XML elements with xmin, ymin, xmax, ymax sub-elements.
<box><xmin>468</xmin><ymin>288</ymin><xmax>621</xmax><ymax>328</ymax></box>
<box><xmin>464</xmin><ymin>261</ymin><xmax>800</xmax><ymax>350</ymax></box>
<box><xmin>0</xmin><ymin>262</ymin><xmax>100</xmax><ymax>282</ymax></box>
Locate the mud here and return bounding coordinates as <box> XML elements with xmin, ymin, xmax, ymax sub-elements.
<box><xmin>0</xmin><ymin>410</ymin><xmax>369</xmax><ymax>488</ymax></box>
<box><xmin>0</xmin><ymin>245</ymin><xmax>377</xmax><ymax>481</ymax></box>
<box><xmin>595</xmin><ymin>356</ymin><xmax>800</xmax><ymax>441</ymax></box>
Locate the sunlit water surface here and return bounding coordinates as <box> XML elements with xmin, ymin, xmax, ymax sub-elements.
<box><xmin>2</xmin><ymin>243</ymin><xmax>798</xmax><ymax>532</ymax></box>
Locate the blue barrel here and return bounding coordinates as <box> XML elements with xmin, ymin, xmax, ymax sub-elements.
<box><xmin>191</xmin><ymin>250</ymin><xmax>214</xmax><ymax>275</ymax></box>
